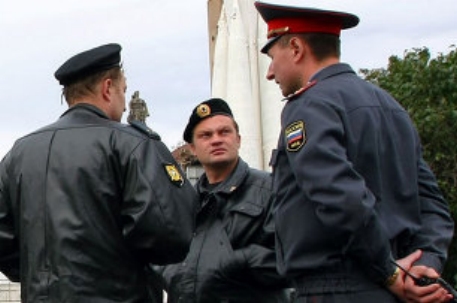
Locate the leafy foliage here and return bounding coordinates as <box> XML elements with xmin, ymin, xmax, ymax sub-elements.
<box><xmin>360</xmin><ymin>46</ymin><xmax>457</xmax><ymax>284</ymax></box>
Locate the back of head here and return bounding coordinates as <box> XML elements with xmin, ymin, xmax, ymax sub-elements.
<box><xmin>54</xmin><ymin>43</ymin><xmax>123</xmax><ymax>105</ymax></box>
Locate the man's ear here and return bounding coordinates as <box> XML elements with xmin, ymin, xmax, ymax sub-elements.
<box><xmin>289</xmin><ymin>37</ymin><xmax>306</xmax><ymax>61</ymax></box>
<box><xmin>101</xmin><ymin>78</ymin><xmax>112</xmax><ymax>102</ymax></box>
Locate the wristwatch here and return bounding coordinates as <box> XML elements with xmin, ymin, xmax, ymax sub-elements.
<box><xmin>385</xmin><ymin>266</ymin><xmax>400</xmax><ymax>287</ymax></box>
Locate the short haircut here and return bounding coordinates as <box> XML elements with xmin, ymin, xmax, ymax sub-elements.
<box><xmin>277</xmin><ymin>33</ymin><xmax>341</xmax><ymax>61</ymax></box>
<box><xmin>62</xmin><ymin>66</ymin><xmax>123</xmax><ymax>105</ymax></box>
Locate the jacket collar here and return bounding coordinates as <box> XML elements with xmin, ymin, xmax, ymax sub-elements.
<box><xmin>310</xmin><ymin>62</ymin><xmax>355</xmax><ymax>82</ymax></box>
<box><xmin>197</xmin><ymin>158</ymin><xmax>249</xmax><ymax>196</ymax></box>
<box><xmin>285</xmin><ymin>63</ymin><xmax>355</xmax><ymax>101</ymax></box>
<box><xmin>61</xmin><ymin>103</ymin><xmax>110</xmax><ymax>120</ymax></box>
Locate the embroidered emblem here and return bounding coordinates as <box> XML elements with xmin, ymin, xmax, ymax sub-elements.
<box><xmin>196</xmin><ymin>104</ymin><xmax>211</xmax><ymax>118</ymax></box>
<box><xmin>285</xmin><ymin>120</ymin><xmax>306</xmax><ymax>152</ymax></box>
<box><xmin>164</xmin><ymin>164</ymin><xmax>184</xmax><ymax>187</ymax></box>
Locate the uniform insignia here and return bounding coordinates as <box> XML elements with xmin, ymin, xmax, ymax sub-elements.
<box><xmin>285</xmin><ymin>120</ymin><xmax>306</xmax><ymax>152</ymax></box>
<box><xmin>283</xmin><ymin>80</ymin><xmax>317</xmax><ymax>102</ymax></box>
<box><xmin>164</xmin><ymin>164</ymin><xmax>184</xmax><ymax>187</ymax></box>
<box><xmin>196</xmin><ymin>104</ymin><xmax>211</xmax><ymax>118</ymax></box>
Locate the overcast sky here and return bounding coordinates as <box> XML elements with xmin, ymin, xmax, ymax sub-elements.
<box><xmin>0</xmin><ymin>0</ymin><xmax>456</xmax><ymax>158</ymax></box>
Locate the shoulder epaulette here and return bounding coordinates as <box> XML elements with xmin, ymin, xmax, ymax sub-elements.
<box><xmin>129</xmin><ymin>120</ymin><xmax>161</xmax><ymax>140</ymax></box>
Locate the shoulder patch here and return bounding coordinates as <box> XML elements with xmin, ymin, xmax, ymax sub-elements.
<box><xmin>285</xmin><ymin>120</ymin><xmax>306</xmax><ymax>152</ymax></box>
<box><xmin>129</xmin><ymin>120</ymin><xmax>161</xmax><ymax>140</ymax></box>
<box><xmin>164</xmin><ymin>164</ymin><xmax>185</xmax><ymax>187</ymax></box>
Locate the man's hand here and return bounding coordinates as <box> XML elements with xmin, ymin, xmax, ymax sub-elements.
<box><xmin>387</xmin><ymin>249</ymin><xmax>423</xmax><ymax>301</ymax></box>
<box><xmin>388</xmin><ymin>250</ymin><xmax>453</xmax><ymax>302</ymax></box>
<box><xmin>404</xmin><ymin>265</ymin><xmax>453</xmax><ymax>303</ymax></box>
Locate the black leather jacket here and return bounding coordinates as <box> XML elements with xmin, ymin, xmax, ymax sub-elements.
<box><xmin>0</xmin><ymin>104</ymin><xmax>198</xmax><ymax>303</ymax></box>
<box><xmin>161</xmin><ymin>159</ymin><xmax>290</xmax><ymax>303</ymax></box>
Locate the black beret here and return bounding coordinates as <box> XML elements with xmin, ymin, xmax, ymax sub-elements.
<box><xmin>54</xmin><ymin>43</ymin><xmax>122</xmax><ymax>86</ymax></box>
<box><xmin>183</xmin><ymin>98</ymin><xmax>233</xmax><ymax>143</ymax></box>
<box><xmin>255</xmin><ymin>1</ymin><xmax>359</xmax><ymax>53</ymax></box>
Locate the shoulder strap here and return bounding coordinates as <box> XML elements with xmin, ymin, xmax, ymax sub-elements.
<box><xmin>129</xmin><ymin>120</ymin><xmax>161</xmax><ymax>140</ymax></box>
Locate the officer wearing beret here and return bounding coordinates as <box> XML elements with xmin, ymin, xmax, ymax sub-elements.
<box><xmin>0</xmin><ymin>43</ymin><xmax>197</xmax><ymax>302</ymax></box>
<box><xmin>158</xmin><ymin>98</ymin><xmax>292</xmax><ymax>302</ymax></box>
<box><xmin>255</xmin><ymin>2</ymin><xmax>454</xmax><ymax>303</ymax></box>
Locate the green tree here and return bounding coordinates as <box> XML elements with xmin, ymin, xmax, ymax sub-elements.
<box><xmin>360</xmin><ymin>46</ymin><xmax>457</xmax><ymax>284</ymax></box>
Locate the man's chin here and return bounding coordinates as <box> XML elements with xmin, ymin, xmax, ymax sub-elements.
<box><xmin>208</xmin><ymin>157</ymin><xmax>236</xmax><ymax>168</ymax></box>
<box><xmin>280</xmin><ymin>87</ymin><xmax>291</xmax><ymax>97</ymax></box>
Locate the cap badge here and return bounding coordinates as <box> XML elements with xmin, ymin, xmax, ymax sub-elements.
<box><xmin>164</xmin><ymin>164</ymin><xmax>184</xmax><ymax>187</ymax></box>
<box><xmin>285</xmin><ymin>120</ymin><xmax>306</xmax><ymax>152</ymax></box>
<box><xmin>196</xmin><ymin>104</ymin><xmax>211</xmax><ymax>118</ymax></box>
<box><xmin>268</xmin><ymin>26</ymin><xmax>290</xmax><ymax>38</ymax></box>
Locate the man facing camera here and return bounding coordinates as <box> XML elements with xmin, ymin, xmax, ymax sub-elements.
<box><xmin>159</xmin><ymin>98</ymin><xmax>291</xmax><ymax>303</ymax></box>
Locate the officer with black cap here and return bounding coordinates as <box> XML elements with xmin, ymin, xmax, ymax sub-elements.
<box><xmin>55</xmin><ymin>43</ymin><xmax>122</xmax><ymax>86</ymax></box>
<box><xmin>157</xmin><ymin>98</ymin><xmax>292</xmax><ymax>302</ymax></box>
<box><xmin>182</xmin><ymin>97</ymin><xmax>233</xmax><ymax>143</ymax></box>
<box><xmin>0</xmin><ymin>43</ymin><xmax>197</xmax><ymax>302</ymax></box>
<box><xmin>254</xmin><ymin>2</ymin><xmax>454</xmax><ymax>303</ymax></box>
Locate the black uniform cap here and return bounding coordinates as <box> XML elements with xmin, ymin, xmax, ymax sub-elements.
<box><xmin>54</xmin><ymin>43</ymin><xmax>122</xmax><ymax>86</ymax></box>
<box><xmin>183</xmin><ymin>98</ymin><xmax>233</xmax><ymax>143</ymax></box>
<box><xmin>254</xmin><ymin>1</ymin><xmax>359</xmax><ymax>53</ymax></box>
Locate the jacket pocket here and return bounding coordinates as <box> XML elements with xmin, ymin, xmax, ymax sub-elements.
<box><xmin>223</xmin><ymin>202</ymin><xmax>265</xmax><ymax>251</ymax></box>
<box><xmin>230</xmin><ymin>202</ymin><xmax>263</xmax><ymax>217</ymax></box>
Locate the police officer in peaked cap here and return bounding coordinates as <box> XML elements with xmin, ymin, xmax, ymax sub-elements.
<box><xmin>255</xmin><ymin>2</ymin><xmax>454</xmax><ymax>303</ymax></box>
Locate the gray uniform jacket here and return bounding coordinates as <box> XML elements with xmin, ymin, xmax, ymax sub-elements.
<box><xmin>161</xmin><ymin>158</ymin><xmax>291</xmax><ymax>303</ymax></box>
<box><xmin>269</xmin><ymin>63</ymin><xmax>454</xmax><ymax>299</ymax></box>
<box><xmin>0</xmin><ymin>103</ymin><xmax>198</xmax><ymax>303</ymax></box>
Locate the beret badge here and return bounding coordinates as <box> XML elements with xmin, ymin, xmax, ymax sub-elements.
<box><xmin>196</xmin><ymin>104</ymin><xmax>211</xmax><ymax>118</ymax></box>
<box><xmin>183</xmin><ymin>98</ymin><xmax>233</xmax><ymax>143</ymax></box>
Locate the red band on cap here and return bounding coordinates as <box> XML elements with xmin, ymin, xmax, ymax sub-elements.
<box><xmin>267</xmin><ymin>17</ymin><xmax>342</xmax><ymax>38</ymax></box>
